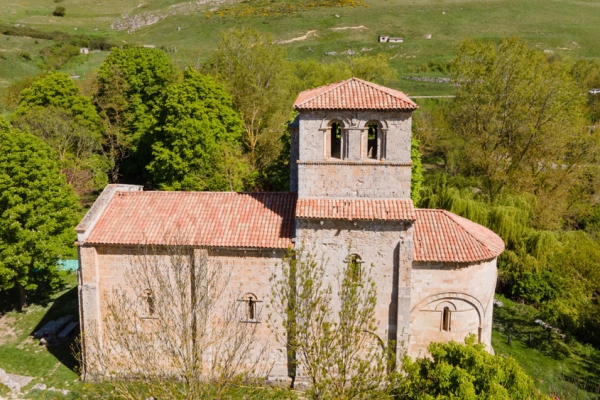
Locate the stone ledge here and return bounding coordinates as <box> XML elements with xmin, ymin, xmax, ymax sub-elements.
<box><xmin>297</xmin><ymin>160</ymin><xmax>412</xmax><ymax>166</ymax></box>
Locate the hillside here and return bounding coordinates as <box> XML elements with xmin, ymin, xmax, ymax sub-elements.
<box><xmin>2</xmin><ymin>0</ymin><xmax>600</xmax><ymax>95</ymax></box>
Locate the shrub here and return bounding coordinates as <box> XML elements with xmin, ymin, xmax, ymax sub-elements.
<box><xmin>18</xmin><ymin>51</ymin><xmax>32</xmax><ymax>61</ymax></box>
<box><xmin>398</xmin><ymin>335</ymin><xmax>544</xmax><ymax>399</ymax></box>
<box><xmin>52</xmin><ymin>6</ymin><xmax>66</xmax><ymax>17</ymax></box>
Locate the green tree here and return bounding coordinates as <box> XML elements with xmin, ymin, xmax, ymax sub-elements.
<box><xmin>16</xmin><ymin>71</ymin><xmax>102</xmax><ymax>134</ymax></box>
<box><xmin>292</xmin><ymin>59</ymin><xmax>351</xmax><ymax>93</ymax></box>
<box><xmin>538</xmin><ymin>231</ymin><xmax>600</xmax><ymax>347</ymax></box>
<box><xmin>13</xmin><ymin>73</ymin><xmax>109</xmax><ymax>204</ymax></box>
<box><xmin>411</xmin><ymin>137</ymin><xmax>424</xmax><ymax>206</ymax></box>
<box><xmin>205</xmin><ymin>28</ymin><xmax>294</xmax><ymax>181</ymax></box>
<box><xmin>449</xmin><ymin>37</ymin><xmax>599</xmax><ymax>228</ymax></box>
<box><xmin>269</xmin><ymin>247</ymin><xmax>388</xmax><ymax>399</ymax></box>
<box><xmin>94</xmin><ymin>46</ymin><xmax>178</xmax><ymax>182</ymax></box>
<box><xmin>0</xmin><ymin>119</ymin><xmax>80</xmax><ymax>309</ymax></box>
<box><xmin>570</xmin><ymin>59</ymin><xmax>600</xmax><ymax>124</ymax></box>
<box><xmin>146</xmin><ymin>69</ymin><xmax>249</xmax><ymax>191</ymax></box>
<box><xmin>292</xmin><ymin>55</ymin><xmax>398</xmax><ymax>94</ymax></box>
<box><xmin>398</xmin><ymin>336</ymin><xmax>543</xmax><ymax>400</ymax></box>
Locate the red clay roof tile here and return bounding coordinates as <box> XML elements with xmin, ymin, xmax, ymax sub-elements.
<box><xmin>413</xmin><ymin>209</ymin><xmax>505</xmax><ymax>263</ymax></box>
<box><xmin>85</xmin><ymin>192</ymin><xmax>297</xmax><ymax>249</ymax></box>
<box><xmin>294</xmin><ymin>77</ymin><xmax>418</xmax><ymax>111</ymax></box>
<box><xmin>83</xmin><ymin>190</ymin><xmax>503</xmax><ymax>262</ymax></box>
<box><xmin>296</xmin><ymin>198</ymin><xmax>415</xmax><ymax>221</ymax></box>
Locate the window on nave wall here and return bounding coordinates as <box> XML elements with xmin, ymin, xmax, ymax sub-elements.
<box><xmin>442</xmin><ymin>307</ymin><xmax>451</xmax><ymax>332</ymax></box>
<box><xmin>345</xmin><ymin>253</ymin><xmax>364</xmax><ymax>281</ymax></box>
<box><xmin>240</xmin><ymin>293</ymin><xmax>260</xmax><ymax>322</ymax></box>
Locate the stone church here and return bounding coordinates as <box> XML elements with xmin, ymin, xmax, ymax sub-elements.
<box><xmin>76</xmin><ymin>78</ymin><xmax>504</xmax><ymax>381</ymax></box>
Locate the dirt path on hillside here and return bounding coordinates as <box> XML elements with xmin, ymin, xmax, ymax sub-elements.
<box><xmin>330</xmin><ymin>25</ymin><xmax>368</xmax><ymax>30</ymax></box>
<box><xmin>277</xmin><ymin>30</ymin><xmax>318</xmax><ymax>44</ymax></box>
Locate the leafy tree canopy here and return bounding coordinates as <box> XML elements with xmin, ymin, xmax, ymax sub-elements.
<box><xmin>16</xmin><ymin>71</ymin><xmax>102</xmax><ymax>134</ymax></box>
<box><xmin>399</xmin><ymin>336</ymin><xmax>543</xmax><ymax>400</ymax></box>
<box><xmin>12</xmin><ymin>106</ymin><xmax>110</xmax><ymax>205</ymax></box>
<box><xmin>96</xmin><ymin>46</ymin><xmax>178</xmax><ymax>107</ymax></box>
<box><xmin>449</xmin><ymin>37</ymin><xmax>600</xmax><ymax>228</ymax></box>
<box><xmin>95</xmin><ymin>46</ymin><xmax>179</xmax><ymax>182</ymax></box>
<box><xmin>205</xmin><ymin>28</ymin><xmax>294</xmax><ymax>177</ymax></box>
<box><xmin>146</xmin><ymin>68</ymin><xmax>248</xmax><ymax>191</ymax></box>
<box><xmin>0</xmin><ymin>118</ymin><xmax>80</xmax><ymax>308</ymax></box>
<box><xmin>292</xmin><ymin>54</ymin><xmax>398</xmax><ymax>93</ymax></box>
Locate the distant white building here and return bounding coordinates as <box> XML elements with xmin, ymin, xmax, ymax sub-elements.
<box><xmin>79</xmin><ymin>47</ymin><xmax>89</xmax><ymax>54</ymax></box>
<box><xmin>378</xmin><ymin>35</ymin><xmax>403</xmax><ymax>43</ymax></box>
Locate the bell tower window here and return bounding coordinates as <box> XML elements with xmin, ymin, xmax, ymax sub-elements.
<box><xmin>367</xmin><ymin>123</ymin><xmax>378</xmax><ymax>160</ymax></box>
<box><xmin>330</xmin><ymin>122</ymin><xmax>342</xmax><ymax>159</ymax></box>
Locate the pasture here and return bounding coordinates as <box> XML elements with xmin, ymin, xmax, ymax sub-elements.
<box><xmin>1</xmin><ymin>0</ymin><xmax>600</xmax><ymax>95</ymax></box>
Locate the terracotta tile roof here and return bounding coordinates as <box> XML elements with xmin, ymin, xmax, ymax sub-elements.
<box><xmin>413</xmin><ymin>209</ymin><xmax>505</xmax><ymax>263</ymax></box>
<box><xmin>294</xmin><ymin>77</ymin><xmax>418</xmax><ymax>111</ymax></box>
<box><xmin>85</xmin><ymin>192</ymin><xmax>297</xmax><ymax>249</ymax></box>
<box><xmin>296</xmin><ymin>198</ymin><xmax>416</xmax><ymax>221</ymax></box>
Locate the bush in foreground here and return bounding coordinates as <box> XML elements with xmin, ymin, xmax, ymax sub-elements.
<box><xmin>397</xmin><ymin>335</ymin><xmax>544</xmax><ymax>400</ymax></box>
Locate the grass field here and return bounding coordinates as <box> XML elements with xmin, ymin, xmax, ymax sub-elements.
<box><xmin>2</xmin><ymin>0</ymin><xmax>600</xmax><ymax>95</ymax></box>
<box><xmin>1</xmin><ymin>276</ymin><xmax>599</xmax><ymax>399</ymax></box>
<box><xmin>492</xmin><ymin>294</ymin><xmax>600</xmax><ymax>399</ymax></box>
<box><xmin>0</xmin><ymin>272</ymin><xmax>79</xmax><ymax>397</ymax></box>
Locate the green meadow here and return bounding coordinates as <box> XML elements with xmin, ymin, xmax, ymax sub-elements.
<box><xmin>2</xmin><ymin>0</ymin><xmax>600</xmax><ymax>94</ymax></box>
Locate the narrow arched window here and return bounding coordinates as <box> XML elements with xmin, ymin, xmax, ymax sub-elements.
<box><xmin>239</xmin><ymin>293</ymin><xmax>261</xmax><ymax>322</ymax></box>
<box><xmin>345</xmin><ymin>254</ymin><xmax>364</xmax><ymax>282</ymax></box>
<box><xmin>247</xmin><ymin>296</ymin><xmax>255</xmax><ymax>320</ymax></box>
<box><xmin>331</xmin><ymin>122</ymin><xmax>342</xmax><ymax>159</ymax></box>
<box><xmin>442</xmin><ymin>307</ymin><xmax>451</xmax><ymax>331</ymax></box>
<box><xmin>144</xmin><ymin>289</ymin><xmax>155</xmax><ymax>316</ymax></box>
<box><xmin>367</xmin><ymin>123</ymin><xmax>378</xmax><ymax>160</ymax></box>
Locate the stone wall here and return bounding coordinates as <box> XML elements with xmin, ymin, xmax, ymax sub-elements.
<box><xmin>409</xmin><ymin>259</ymin><xmax>498</xmax><ymax>358</ymax></box>
<box><xmin>295</xmin><ymin>219</ymin><xmax>413</xmax><ymax>364</ymax></box>
<box><xmin>79</xmin><ymin>244</ymin><xmax>290</xmax><ymax>382</ymax></box>
<box><xmin>292</xmin><ymin>109</ymin><xmax>413</xmax><ymax>199</ymax></box>
<box><xmin>297</xmin><ymin>161</ymin><xmax>411</xmax><ymax>198</ymax></box>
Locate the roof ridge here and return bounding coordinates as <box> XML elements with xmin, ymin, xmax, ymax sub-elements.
<box><xmin>119</xmin><ymin>191</ymin><xmax>298</xmax><ymax>195</ymax></box>
<box><xmin>350</xmin><ymin>77</ymin><xmax>413</xmax><ymax>101</ymax></box>
<box><xmin>294</xmin><ymin>78</ymin><xmax>352</xmax><ymax>108</ymax></box>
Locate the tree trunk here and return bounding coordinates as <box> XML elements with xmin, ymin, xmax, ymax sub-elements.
<box><xmin>17</xmin><ymin>282</ymin><xmax>27</xmax><ymax>311</ymax></box>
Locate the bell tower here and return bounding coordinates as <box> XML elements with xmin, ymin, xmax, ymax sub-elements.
<box><xmin>290</xmin><ymin>78</ymin><xmax>419</xmax><ymax>369</ymax></box>
<box><xmin>289</xmin><ymin>77</ymin><xmax>418</xmax><ymax>198</ymax></box>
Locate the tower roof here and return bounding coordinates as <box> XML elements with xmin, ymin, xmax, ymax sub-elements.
<box><xmin>293</xmin><ymin>77</ymin><xmax>418</xmax><ymax>111</ymax></box>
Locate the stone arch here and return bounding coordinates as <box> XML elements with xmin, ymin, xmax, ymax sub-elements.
<box><xmin>240</xmin><ymin>292</ymin><xmax>260</xmax><ymax>321</ymax></box>
<box><xmin>435</xmin><ymin>301</ymin><xmax>456</xmax><ymax>311</ymax></box>
<box><xmin>360</xmin><ymin>118</ymin><xmax>388</xmax><ymax>130</ymax></box>
<box><xmin>410</xmin><ymin>292</ymin><xmax>484</xmax><ymax>328</ymax></box>
<box><xmin>320</xmin><ymin>115</ymin><xmax>351</xmax><ymax>130</ymax></box>
<box><xmin>364</xmin><ymin>120</ymin><xmax>384</xmax><ymax>160</ymax></box>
